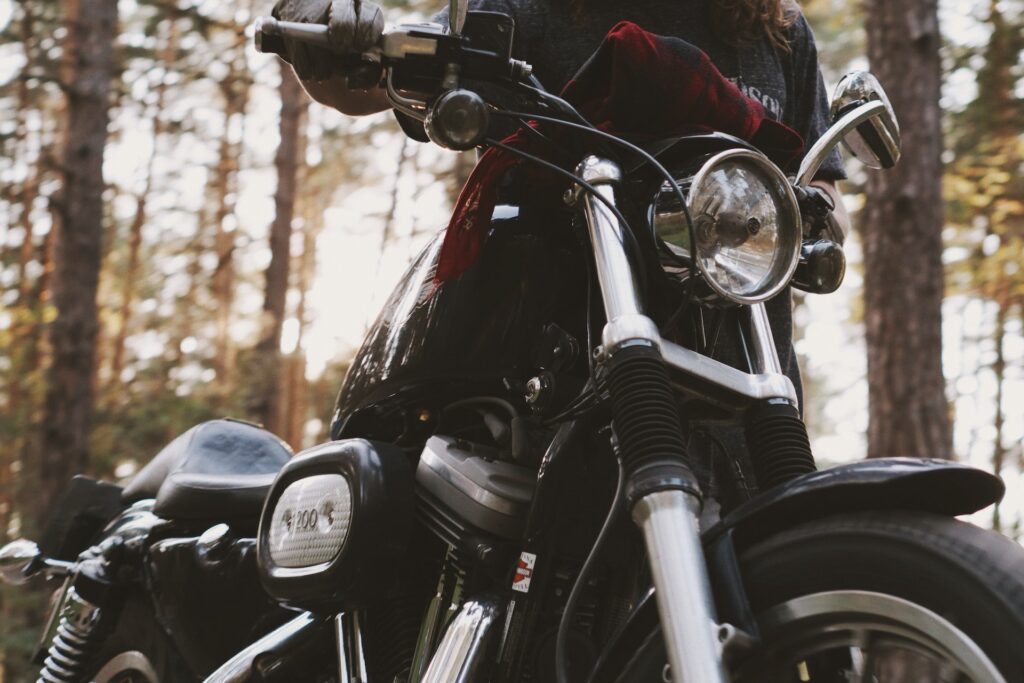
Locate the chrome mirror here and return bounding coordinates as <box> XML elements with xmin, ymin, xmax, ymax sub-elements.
<box><xmin>830</xmin><ymin>71</ymin><xmax>900</xmax><ymax>170</ymax></box>
<box><xmin>448</xmin><ymin>0</ymin><xmax>468</xmax><ymax>34</ymax></box>
<box><xmin>795</xmin><ymin>72</ymin><xmax>902</xmax><ymax>186</ymax></box>
<box><xmin>0</xmin><ymin>539</ymin><xmax>40</xmax><ymax>585</ymax></box>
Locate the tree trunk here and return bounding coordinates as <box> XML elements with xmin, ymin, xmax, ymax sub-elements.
<box><xmin>282</xmin><ymin>206</ymin><xmax>318</xmax><ymax>448</ymax></box>
<box><xmin>249</xmin><ymin>66</ymin><xmax>307</xmax><ymax>432</ymax></box>
<box><xmin>861</xmin><ymin>0</ymin><xmax>951</xmax><ymax>458</ymax></box>
<box><xmin>109</xmin><ymin>20</ymin><xmax>177</xmax><ymax>385</ymax></box>
<box><xmin>211</xmin><ymin>42</ymin><xmax>252</xmax><ymax>397</ymax></box>
<box><xmin>39</xmin><ymin>0</ymin><xmax>117</xmax><ymax>512</ymax></box>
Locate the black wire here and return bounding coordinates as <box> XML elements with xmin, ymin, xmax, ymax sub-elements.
<box><xmin>492</xmin><ymin>110</ymin><xmax>699</xmax><ymax>306</ymax></box>
<box><xmin>512</xmin><ymin>115</ymin><xmax>561</xmax><ymax>150</ymax></box>
<box><xmin>543</xmin><ymin>246</ymin><xmax>601</xmax><ymax>427</ymax></box>
<box><xmin>491</xmin><ymin>110</ymin><xmax>698</xmax><ymax>295</ymax></box>
<box><xmin>555</xmin><ymin>455</ymin><xmax>625</xmax><ymax>683</ymax></box>
<box><xmin>515</xmin><ymin>82</ymin><xmax>595</xmax><ymax>129</ymax></box>
<box><xmin>483</xmin><ymin>137</ymin><xmax>635</xmax><ymax>245</ymax></box>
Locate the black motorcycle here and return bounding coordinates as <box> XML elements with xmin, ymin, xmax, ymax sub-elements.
<box><xmin>4</xmin><ymin>6</ymin><xmax>1023</xmax><ymax>682</ymax></box>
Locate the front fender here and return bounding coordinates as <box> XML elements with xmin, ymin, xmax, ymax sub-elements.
<box><xmin>588</xmin><ymin>458</ymin><xmax>1004</xmax><ymax>682</ymax></box>
<box><xmin>705</xmin><ymin>457</ymin><xmax>1004</xmax><ymax>548</ymax></box>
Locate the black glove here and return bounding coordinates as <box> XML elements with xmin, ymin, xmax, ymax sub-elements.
<box><xmin>272</xmin><ymin>0</ymin><xmax>384</xmax><ymax>82</ymax></box>
<box><xmin>793</xmin><ymin>184</ymin><xmax>842</xmax><ymax>243</ymax></box>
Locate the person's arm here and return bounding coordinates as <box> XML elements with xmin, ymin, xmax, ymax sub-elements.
<box><xmin>785</xmin><ymin>12</ymin><xmax>849</xmax><ymax>242</ymax></box>
<box><xmin>299</xmin><ymin>73</ymin><xmax>391</xmax><ymax>115</ymax></box>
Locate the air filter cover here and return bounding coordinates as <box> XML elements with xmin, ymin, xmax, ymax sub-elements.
<box><xmin>257</xmin><ymin>439</ymin><xmax>414</xmax><ymax>609</ymax></box>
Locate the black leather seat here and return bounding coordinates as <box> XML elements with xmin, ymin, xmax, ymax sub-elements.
<box><xmin>122</xmin><ymin>419</ymin><xmax>293</xmax><ymax>520</ymax></box>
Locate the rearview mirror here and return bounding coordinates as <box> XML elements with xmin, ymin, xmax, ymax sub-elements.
<box><xmin>830</xmin><ymin>71</ymin><xmax>900</xmax><ymax>169</ymax></box>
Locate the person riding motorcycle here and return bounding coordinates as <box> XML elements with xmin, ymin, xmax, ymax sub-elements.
<box><xmin>270</xmin><ymin>0</ymin><xmax>851</xmax><ymax>496</ymax></box>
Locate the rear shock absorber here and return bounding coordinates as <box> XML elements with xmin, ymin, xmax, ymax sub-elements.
<box><xmin>37</xmin><ymin>547</ymin><xmax>118</xmax><ymax>683</ymax></box>
<box><xmin>745</xmin><ymin>399</ymin><xmax>816</xmax><ymax>491</ymax></box>
<box><xmin>38</xmin><ymin>587</ymin><xmax>105</xmax><ymax>682</ymax></box>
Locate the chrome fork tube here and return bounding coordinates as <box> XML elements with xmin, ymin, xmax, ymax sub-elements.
<box><xmin>633</xmin><ymin>492</ymin><xmax>728</xmax><ymax>682</ymax></box>
<box><xmin>576</xmin><ymin>156</ymin><xmax>727</xmax><ymax>682</ymax></box>
<box><xmin>746</xmin><ymin>302</ymin><xmax>784</xmax><ymax>376</ymax></box>
<box><xmin>577</xmin><ymin>157</ymin><xmax>661</xmax><ymax>351</ymax></box>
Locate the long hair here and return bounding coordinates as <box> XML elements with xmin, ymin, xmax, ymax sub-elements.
<box><xmin>708</xmin><ymin>0</ymin><xmax>797</xmax><ymax>53</ymax></box>
<box><xmin>568</xmin><ymin>0</ymin><xmax>798</xmax><ymax>54</ymax></box>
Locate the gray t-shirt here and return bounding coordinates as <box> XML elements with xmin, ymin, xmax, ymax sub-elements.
<box><xmin>437</xmin><ymin>0</ymin><xmax>844</xmax><ymax>179</ymax></box>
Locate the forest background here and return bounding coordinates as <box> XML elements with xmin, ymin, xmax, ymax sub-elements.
<box><xmin>0</xmin><ymin>0</ymin><xmax>1021</xmax><ymax>678</ymax></box>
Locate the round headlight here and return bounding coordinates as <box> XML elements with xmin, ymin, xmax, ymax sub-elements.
<box><xmin>654</xmin><ymin>149</ymin><xmax>801</xmax><ymax>304</ymax></box>
<box><xmin>267</xmin><ymin>473</ymin><xmax>352</xmax><ymax>569</ymax></box>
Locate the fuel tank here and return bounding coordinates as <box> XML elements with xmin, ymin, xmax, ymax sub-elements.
<box><xmin>331</xmin><ymin>205</ymin><xmax>587</xmax><ymax>437</ymax></box>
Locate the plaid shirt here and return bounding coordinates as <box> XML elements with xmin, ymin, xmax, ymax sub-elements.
<box><xmin>436</xmin><ymin>21</ymin><xmax>804</xmax><ymax>283</ymax></box>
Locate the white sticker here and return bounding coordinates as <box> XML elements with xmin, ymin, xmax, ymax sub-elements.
<box><xmin>512</xmin><ymin>551</ymin><xmax>537</xmax><ymax>593</ymax></box>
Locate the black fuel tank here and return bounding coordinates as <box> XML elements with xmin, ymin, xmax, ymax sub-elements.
<box><xmin>331</xmin><ymin>206</ymin><xmax>586</xmax><ymax>435</ymax></box>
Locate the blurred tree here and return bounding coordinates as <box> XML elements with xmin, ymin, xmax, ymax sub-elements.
<box><xmin>39</xmin><ymin>0</ymin><xmax>119</xmax><ymax>512</ymax></box>
<box><xmin>943</xmin><ymin>0</ymin><xmax>1024</xmax><ymax>531</ymax></box>
<box><xmin>109</xmin><ymin>19</ymin><xmax>180</xmax><ymax>385</ymax></box>
<box><xmin>210</xmin><ymin>25</ymin><xmax>253</xmax><ymax>402</ymax></box>
<box><xmin>861</xmin><ymin>0</ymin><xmax>951</xmax><ymax>458</ymax></box>
<box><xmin>249</xmin><ymin>66</ymin><xmax>309</xmax><ymax>434</ymax></box>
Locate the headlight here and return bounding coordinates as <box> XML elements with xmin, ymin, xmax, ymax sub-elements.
<box><xmin>653</xmin><ymin>149</ymin><xmax>801</xmax><ymax>304</ymax></box>
<box><xmin>267</xmin><ymin>474</ymin><xmax>352</xmax><ymax>568</ymax></box>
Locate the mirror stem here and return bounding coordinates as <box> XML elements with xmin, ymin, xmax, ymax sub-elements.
<box><xmin>796</xmin><ymin>100</ymin><xmax>886</xmax><ymax>186</ymax></box>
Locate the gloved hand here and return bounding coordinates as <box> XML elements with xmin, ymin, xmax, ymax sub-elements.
<box><xmin>793</xmin><ymin>184</ymin><xmax>843</xmax><ymax>244</ymax></box>
<box><xmin>272</xmin><ymin>0</ymin><xmax>384</xmax><ymax>82</ymax></box>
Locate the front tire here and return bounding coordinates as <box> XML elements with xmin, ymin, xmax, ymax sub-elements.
<box><xmin>737</xmin><ymin>511</ymin><xmax>1024</xmax><ymax>682</ymax></box>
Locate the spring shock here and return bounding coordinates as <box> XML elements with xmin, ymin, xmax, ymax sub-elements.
<box><xmin>37</xmin><ymin>587</ymin><xmax>105</xmax><ymax>683</ymax></box>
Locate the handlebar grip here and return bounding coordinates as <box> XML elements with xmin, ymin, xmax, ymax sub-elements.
<box><xmin>256</xmin><ymin>31</ymin><xmax>288</xmax><ymax>57</ymax></box>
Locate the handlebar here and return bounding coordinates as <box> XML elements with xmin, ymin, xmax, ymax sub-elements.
<box><xmin>254</xmin><ymin>17</ymin><xmax>329</xmax><ymax>56</ymax></box>
<box><xmin>253</xmin><ymin>16</ymin><xmax>533</xmax><ymax>83</ymax></box>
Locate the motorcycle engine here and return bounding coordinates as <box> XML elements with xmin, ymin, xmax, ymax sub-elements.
<box><xmin>415</xmin><ymin>434</ymin><xmax>536</xmax><ymax>584</ymax></box>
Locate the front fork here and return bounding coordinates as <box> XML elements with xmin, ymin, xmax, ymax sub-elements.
<box><xmin>577</xmin><ymin>156</ymin><xmax>791</xmax><ymax>681</ymax></box>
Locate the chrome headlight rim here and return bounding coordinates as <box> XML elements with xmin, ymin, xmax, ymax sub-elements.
<box><xmin>690</xmin><ymin>149</ymin><xmax>801</xmax><ymax>305</ymax></box>
<box><xmin>656</xmin><ymin>148</ymin><xmax>802</xmax><ymax>305</ymax></box>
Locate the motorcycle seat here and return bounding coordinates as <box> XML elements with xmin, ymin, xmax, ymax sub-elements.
<box><xmin>122</xmin><ymin>419</ymin><xmax>293</xmax><ymax>520</ymax></box>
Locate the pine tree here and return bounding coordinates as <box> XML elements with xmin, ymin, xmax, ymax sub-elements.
<box><xmin>39</xmin><ymin>0</ymin><xmax>119</xmax><ymax>512</ymax></box>
<box><xmin>249</xmin><ymin>66</ymin><xmax>308</xmax><ymax>433</ymax></box>
<box><xmin>861</xmin><ymin>0</ymin><xmax>951</xmax><ymax>458</ymax></box>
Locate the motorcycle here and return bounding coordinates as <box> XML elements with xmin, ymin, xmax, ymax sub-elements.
<box><xmin>4</xmin><ymin>3</ymin><xmax>1023</xmax><ymax>681</ymax></box>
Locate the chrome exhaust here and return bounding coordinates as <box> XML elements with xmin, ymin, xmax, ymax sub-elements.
<box><xmin>419</xmin><ymin>597</ymin><xmax>502</xmax><ymax>683</ymax></box>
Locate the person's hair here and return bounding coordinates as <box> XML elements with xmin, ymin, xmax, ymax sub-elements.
<box><xmin>568</xmin><ymin>0</ymin><xmax>798</xmax><ymax>54</ymax></box>
<box><xmin>708</xmin><ymin>0</ymin><xmax>797</xmax><ymax>53</ymax></box>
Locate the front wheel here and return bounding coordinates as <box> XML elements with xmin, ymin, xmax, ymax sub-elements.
<box><xmin>736</xmin><ymin>511</ymin><xmax>1024</xmax><ymax>682</ymax></box>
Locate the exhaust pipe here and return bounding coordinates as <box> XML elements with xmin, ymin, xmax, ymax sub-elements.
<box><xmin>420</xmin><ymin>596</ymin><xmax>502</xmax><ymax>683</ymax></box>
